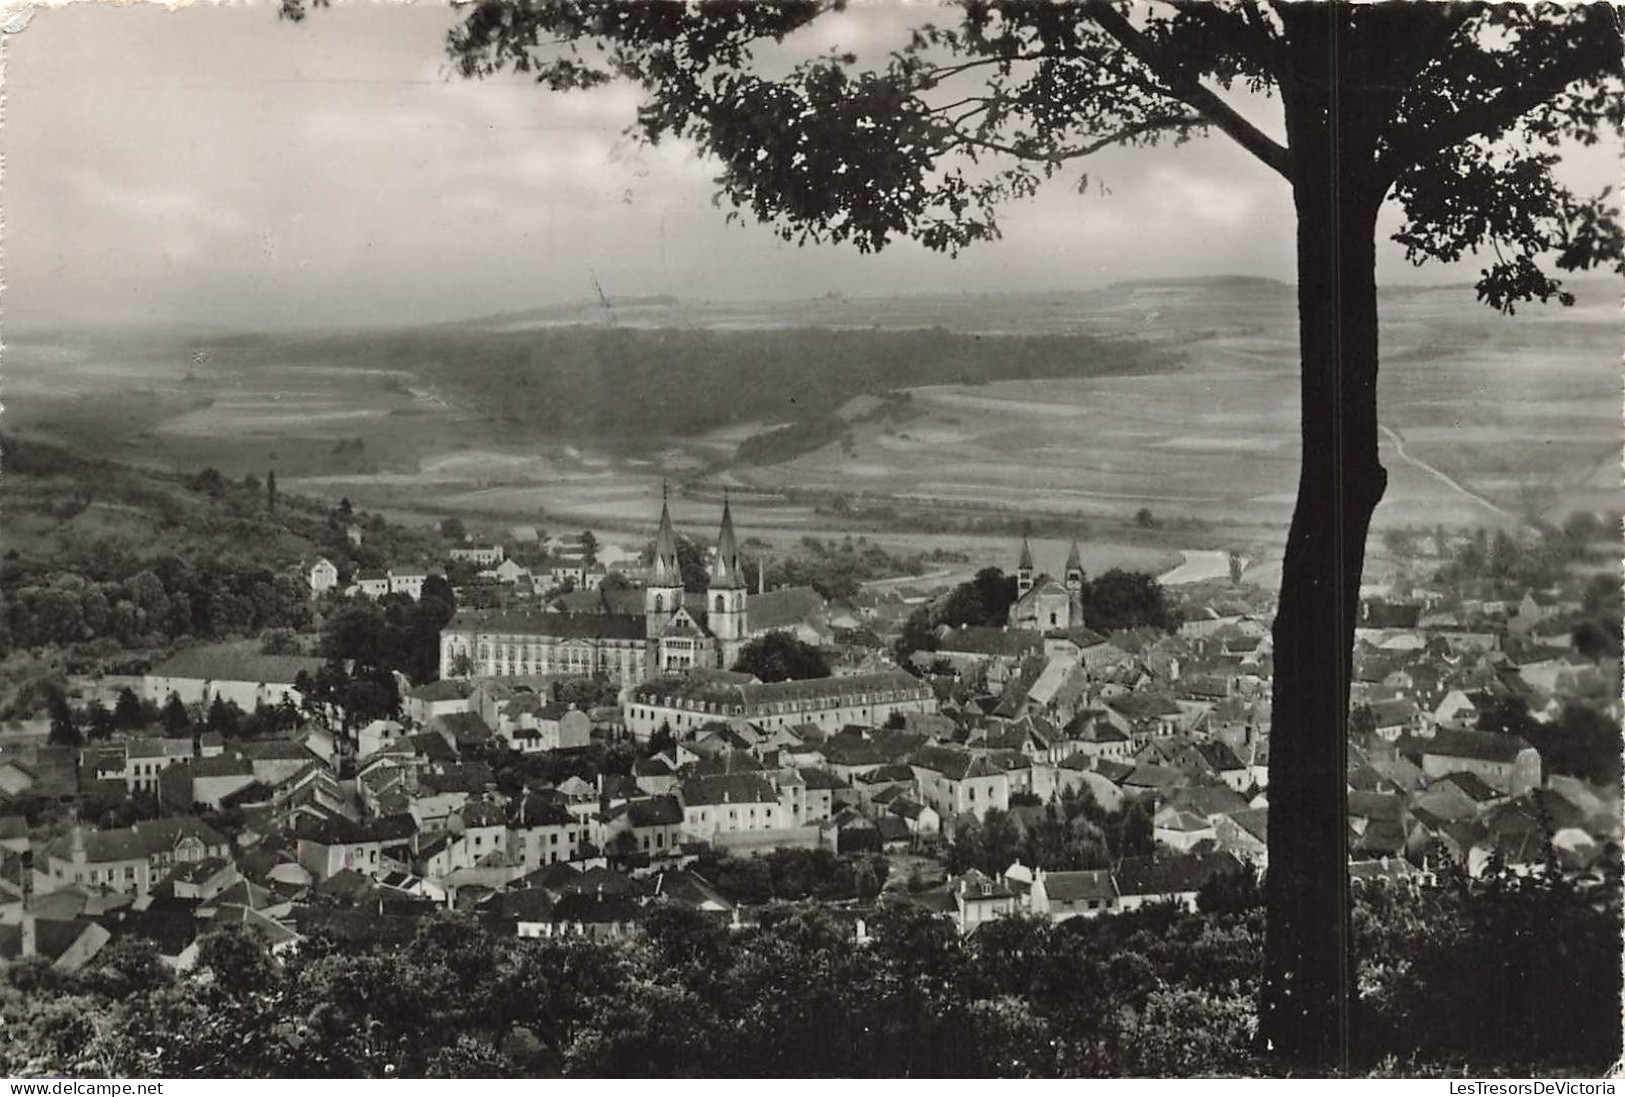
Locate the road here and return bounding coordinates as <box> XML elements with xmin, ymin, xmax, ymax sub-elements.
<box><xmin>1158</xmin><ymin>549</ymin><xmax>1234</xmax><ymax>586</ymax></box>
<box><xmin>1379</xmin><ymin>422</ymin><xmax>1512</xmax><ymax>518</ymax></box>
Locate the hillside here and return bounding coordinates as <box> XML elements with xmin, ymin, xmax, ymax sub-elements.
<box><xmin>4</xmin><ymin>276</ymin><xmax>1617</xmax><ymax>543</ymax></box>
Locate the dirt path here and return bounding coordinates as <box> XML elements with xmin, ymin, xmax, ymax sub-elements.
<box><xmin>1158</xmin><ymin>549</ymin><xmax>1233</xmax><ymax>585</ymax></box>
<box><xmin>1379</xmin><ymin>422</ymin><xmax>1512</xmax><ymax>519</ymax></box>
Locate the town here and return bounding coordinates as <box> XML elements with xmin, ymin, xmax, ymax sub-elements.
<box><xmin>2</xmin><ymin>483</ymin><xmax>1618</xmax><ymax>978</ymax></box>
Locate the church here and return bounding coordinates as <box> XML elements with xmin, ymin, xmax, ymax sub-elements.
<box><xmin>1006</xmin><ymin>532</ymin><xmax>1088</xmax><ymax>632</ymax></box>
<box><xmin>438</xmin><ymin>492</ymin><xmax>761</xmax><ymax>687</ymax></box>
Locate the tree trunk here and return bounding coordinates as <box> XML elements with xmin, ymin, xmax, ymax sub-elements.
<box><xmin>1262</xmin><ymin>18</ymin><xmax>1388</xmax><ymax>1068</ymax></box>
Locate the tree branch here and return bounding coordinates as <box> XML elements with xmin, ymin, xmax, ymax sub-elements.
<box><xmin>945</xmin><ymin>113</ymin><xmax>1203</xmax><ymax>163</ymax></box>
<box><xmin>1375</xmin><ymin>21</ymin><xmax>1623</xmax><ymax>188</ymax></box>
<box><xmin>1089</xmin><ymin>4</ymin><xmax>1291</xmax><ymax>180</ymax></box>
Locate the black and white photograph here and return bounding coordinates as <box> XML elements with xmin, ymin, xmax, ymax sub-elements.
<box><xmin>0</xmin><ymin>0</ymin><xmax>1621</xmax><ymax>1080</ymax></box>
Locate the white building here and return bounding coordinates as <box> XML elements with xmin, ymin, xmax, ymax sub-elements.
<box><xmin>308</xmin><ymin>558</ymin><xmax>339</xmax><ymax>596</ymax></box>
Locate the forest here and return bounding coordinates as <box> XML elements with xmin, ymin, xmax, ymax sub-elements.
<box><xmin>2</xmin><ymin>856</ymin><xmax>1616</xmax><ymax>1078</ymax></box>
<box><xmin>211</xmin><ymin>324</ymin><xmax>1172</xmax><ymax>457</ymax></box>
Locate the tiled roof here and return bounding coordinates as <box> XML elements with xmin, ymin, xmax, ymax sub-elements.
<box><xmin>937</xmin><ymin>627</ymin><xmax>1044</xmax><ymax>658</ymax></box>
<box><xmin>459</xmin><ymin>801</ymin><xmax>507</xmax><ymax>828</ymax></box>
<box><xmin>295</xmin><ymin>813</ymin><xmax>416</xmax><ymax>845</ymax></box>
<box><xmin>193</xmin><ymin>755</ymin><xmax>254</xmax><ymax>779</ymax></box>
<box><xmin>238</xmin><ymin>739</ymin><xmax>318</xmax><ymax>762</ymax></box>
<box><xmin>148</xmin><ymin>645</ymin><xmax>324</xmax><ymax>684</ymax></box>
<box><xmin>45</xmin><ymin>817</ymin><xmax>225</xmax><ymax>865</ymax></box>
<box><xmin>1114</xmin><ymin>851</ymin><xmax>1239</xmax><ymax>896</ymax></box>
<box><xmin>909</xmin><ymin>745</ymin><xmax>1004</xmax><ymax>782</ymax></box>
<box><xmin>631</xmin><ymin>670</ymin><xmax>929</xmax><ymax>711</ymax></box>
<box><xmin>1435</xmin><ymin>771</ymin><xmax>1504</xmax><ymax>803</ymax></box>
<box><xmin>747</xmin><ymin>586</ymin><xmax>827</xmax><ymax>631</ymax></box>
<box><xmin>1039</xmin><ymin>868</ymin><xmax>1115</xmax><ymax>903</ymax></box>
<box><xmin>1398</xmin><ymin>729</ymin><xmax>1534</xmax><ymax>765</ymax></box>
<box><xmin>681</xmin><ymin>773</ymin><xmax>778</xmax><ymax>806</ymax></box>
<box><xmin>797</xmin><ymin>767</ymin><xmax>849</xmax><ymax>790</ymax></box>
<box><xmin>409</xmin><ymin>680</ymin><xmax>470</xmax><ymax>702</ymax></box>
<box><xmin>624</xmin><ymin>796</ymin><xmax>684</xmax><ymax>828</ymax></box>
<box><xmin>445</xmin><ymin>609</ymin><xmax>646</xmax><ymax>641</ymax></box>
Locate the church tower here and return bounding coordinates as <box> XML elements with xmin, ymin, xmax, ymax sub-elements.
<box><xmin>1065</xmin><ymin>538</ymin><xmax>1086</xmax><ymax>627</ymax></box>
<box><xmin>645</xmin><ymin>483</ymin><xmax>685</xmax><ymax>640</ymax></box>
<box><xmin>1016</xmin><ymin>532</ymin><xmax>1035</xmax><ymax>598</ymax></box>
<box><xmin>708</xmin><ymin>492</ymin><xmax>748</xmax><ymax>650</ymax></box>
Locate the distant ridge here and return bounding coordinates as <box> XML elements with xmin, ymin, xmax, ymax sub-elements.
<box><xmin>1108</xmin><ymin>275</ymin><xmax>1288</xmax><ymax>290</ymax></box>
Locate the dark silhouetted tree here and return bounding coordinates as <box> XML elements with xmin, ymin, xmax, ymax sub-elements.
<box><xmin>732</xmin><ymin>631</ymin><xmax>832</xmax><ymax>682</ymax></box>
<box><xmin>46</xmin><ymin>688</ymin><xmax>81</xmax><ymax>747</ymax></box>
<box><xmin>160</xmin><ymin>692</ymin><xmax>193</xmax><ymax>735</ymax></box>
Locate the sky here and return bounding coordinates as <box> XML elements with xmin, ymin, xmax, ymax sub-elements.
<box><xmin>2</xmin><ymin>1</ymin><xmax>1619</xmax><ymax>331</ymax></box>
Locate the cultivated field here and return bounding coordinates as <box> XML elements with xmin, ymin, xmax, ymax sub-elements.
<box><xmin>6</xmin><ymin>277</ymin><xmax>1615</xmax><ymax>573</ymax></box>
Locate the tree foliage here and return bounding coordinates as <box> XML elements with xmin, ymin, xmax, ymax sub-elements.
<box><xmin>731</xmin><ymin>631</ymin><xmax>832</xmax><ymax>683</ymax></box>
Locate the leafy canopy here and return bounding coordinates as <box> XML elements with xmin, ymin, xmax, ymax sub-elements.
<box><xmin>353</xmin><ymin>0</ymin><xmax>1625</xmax><ymax>310</ymax></box>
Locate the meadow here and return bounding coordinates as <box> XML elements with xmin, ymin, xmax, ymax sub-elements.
<box><xmin>6</xmin><ymin>276</ymin><xmax>1616</xmax><ymax>582</ymax></box>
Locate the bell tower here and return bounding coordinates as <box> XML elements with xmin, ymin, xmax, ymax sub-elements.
<box><xmin>645</xmin><ymin>482</ymin><xmax>685</xmax><ymax>641</ymax></box>
<box><xmin>1016</xmin><ymin>531</ymin><xmax>1035</xmax><ymax>598</ymax></box>
<box><xmin>708</xmin><ymin>491</ymin><xmax>748</xmax><ymax>649</ymax></box>
<box><xmin>1065</xmin><ymin>538</ymin><xmax>1086</xmax><ymax>628</ymax></box>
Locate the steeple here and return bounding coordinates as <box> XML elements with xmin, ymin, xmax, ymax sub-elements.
<box><xmin>1065</xmin><ymin>538</ymin><xmax>1082</xmax><ymax>574</ymax></box>
<box><xmin>1016</xmin><ymin>529</ymin><xmax>1035</xmax><ymax>597</ymax></box>
<box><xmin>711</xmin><ymin>490</ymin><xmax>745</xmax><ymax>590</ymax></box>
<box><xmin>646</xmin><ymin>481</ymin><xmax>686</xmax><ymax>641</ymax></box>
<box><xmin>652</xmin><ymin>480</ymin><xmax>680</xmax><ymax>583</ymax></box>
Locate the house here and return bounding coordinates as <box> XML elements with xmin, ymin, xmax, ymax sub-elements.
<box><xmin>295</xmin><ymin>814</ymin><xmax>417</xmax><ymax>881</ymax></box>
<box><xmin>888</xmin><ymin>797</ymin><xmax>941</xmax><ymax>837</ymax></box>
<box><xmin>0</xmin><ymin>757</ymin><xmax>35</xmax><ymax>798</ymax></box>
<box><xmin>42</xmin><ymin>818</ymin><xmax>231</xmax><ymax>898</ymax></box>
<box><xmin>308</xmin><ymin>557</ymin><xmax>339</xmax><ymax>596</ymax></box>
<box><xmin>1396</xmin><ymin>729</ymin><xmax>1542</xmax><ymax>796</ymax></box>
<box><xmin>189</xmin><ymin>754</ymin><xmax>258</xmax><ymax>810</ymax></box>
<box><xmin>507</xmin><ymin>794</ymin><xmax>582</xmax><ymax>869</ymax></box>
<box><xmin>680</xmin><ymin>774</ymin><xmax>784</xmax><ymax>841</ymax></box>
<box><xmin>1060</xmin><ymin>713</ymin><xmax>1134</xmax><ymax>762</ymax></box>
<box><xmin>507</xmin><ymin>703</ymin><xmax>592</xmax><ymax>754</ymax></box>
<box><xmin>0</xmin><ymin>816</ymin><xmax>29</xmax><ymax>856</ymax></box>
<box><xmin>353</xmin><ymin>568</ymin><xmax>392</xmax><ymax>598</ymax></box>
<box><xmin>625</xmin><ymin>670</ymin><xmax>937</xmax><ymax>742</ymax></box>
<box><xmin>602</xmin><ymin>795</ymin><xmax>685</xmax><ymax>861</ymax></box>
<box><xmin>358</xmin><ymin>719</ymin><xmax>408</xmax><ymax>760</ymax></box>
<box><xmin>797</xmin><ymin>767</ymin><xmax>847</xmax><ymax>824</ymax></box>
<box><xmin>1052</xmin><ymin>755</ymin><xmax>1128</xmax><ymax>812</ymax></box>
<box><xmin>450</xmin><ymin>545</ymin><xmax>506</xmax><ymax>566</ymax></box>
<box><xmin>950</xmin><ymin>870</ymin><xmax>1019</xmax><ymax>935</ymax></box>
<box><xmin>404</xmin><ymin>679</ymin><xmax>473</xmax><ymax>725</ymax></box>
<box><xmin>1214</xmin><ymin>808</ymin><xmax>1268</xmax><ymax>866</ymax></box>
<box><xmin>1191</xmin><ymin>741</ymin><xmax>1251</xmax><ymax>793</ymax></box>
<box><xmin>934</xmin><ymin>626</ymin><xmax>1045</xmax><ymax>684</ymax></box>
<box><xmin>488</xmin><ymin>558</ymin><xmax>532</xmax><ymax>585</ymax></box>
<box><xmin>0</xmin><ymin>916</ymin><xmax>112</xmax><ymax>973</ymax></box>
<box><xmin>1152</xmin><ymin>807</ymin><xmax>1217</xmax><ymax>852</ymax></box>
<box><xmin>909</xmin><ymin>746</ymin><xmax>1010</xmax><ymax>824</ymax></box>
<box><xmin>1115</xmin><ymin>851</ymin><xmax>1243</xmax><ymax>912</ymax></box>
<box><xmin>1028</xmin><ymin>868</ymin><xmax>1117</xmax><ymax>922</ymax></box>
<box><xmin>117</xmin><ymin>738</ymin><xmax>195</xmax><ymax>795</ymax></box>
<box><xmin>1366</xmin><ymin>697</ymin><xmax>1423</xmax><ymax>741</ymax></box>
<box><xmin>389</xmin><ymin>569</ymin><xmax>428</xmax><ymax>600</ymax></box>
<box><xmin>144</xmin><ymin>644</ymin><xmax>324</xmax><ymax>712</ymax></box>
<box><xmin>632</xmin><ymin>754</ymin><xmax>680</xmax><ymax>797</ymax></box>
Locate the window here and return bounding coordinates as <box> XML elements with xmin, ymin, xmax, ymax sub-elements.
<box><xmin>715</xmin><ymin>595</ymin><xmax>726</xmax><ymax>613</ymax></box>
<box><xmin>654</xmin><ymin>593</ymin><xmax>664</xmax><ymax>612</ymax></box>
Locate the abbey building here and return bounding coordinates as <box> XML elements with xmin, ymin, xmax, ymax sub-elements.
<box><xmin>1007</xmin><ymin>533</ymin><xmax>1088</xmax><ymax>632</ymax></box>
<box><xmin>438</xmin><ymin>494</ymin><xmax>759</xmax><ymax>686</ymax></box>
